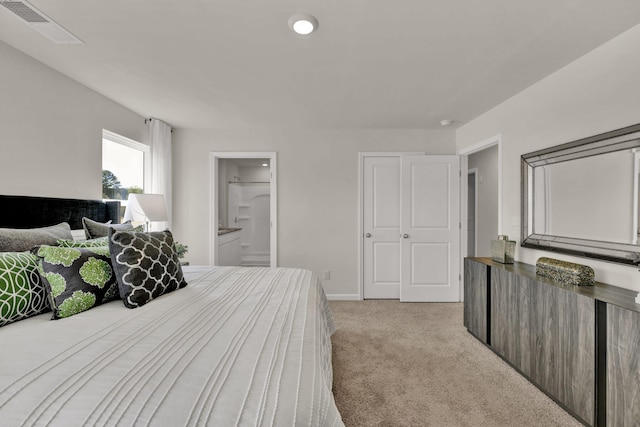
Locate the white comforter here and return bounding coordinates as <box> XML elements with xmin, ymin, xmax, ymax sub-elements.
<box><xmin>0</xmin><ymin>266</ymin><xmax>343</xmax><ymax>426</ymax></box>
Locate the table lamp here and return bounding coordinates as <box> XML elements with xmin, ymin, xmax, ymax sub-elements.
<box><xmin>123</xmin><ymin>193</ymin><xmax>168</xmax><ymax>231</ymax></box>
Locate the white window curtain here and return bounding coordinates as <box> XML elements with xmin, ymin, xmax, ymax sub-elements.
<box><xmin>149</xmin><ymin>118</ymin><xmax>172</xmax><ymax>231</ymax></box>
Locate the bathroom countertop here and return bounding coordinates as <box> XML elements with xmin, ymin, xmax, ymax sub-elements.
<box><xmin>218</xmin><ymin>227</ymin><xmax>242</xmax><ymax>236</ymax></box>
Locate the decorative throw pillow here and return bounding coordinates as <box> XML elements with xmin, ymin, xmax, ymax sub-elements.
<box><xmin>33</xmin><ymin>245</ymin><xmax>119</xmax><ymax>319</ymax></box>
<box><xmin>0</xmin><ymin>223</ymin><xmax>73</xmax><ymax>252</ymax></box>
<box><xmin>109</xmin><ymin>229</ymin><xmax>187</xmax><ymax>309</ymax></box>
<box><xmin>57</xmin><ymin>237</ymin><xmax>109</xmax><ymax>248</ymax></box>
<box><xmin>82</xmin><ymin>217</ymin><xmax>133</xmax><ymax>239</ymax></box>
<box><xmin>70</xmin><ymin>229</ymin><xmax>88</xmax><ymax>241</ymax></box>
<box><xmin>0</xmin><ymin>252</ymin><xmax>49</xmax><ymax>327</ymax></box>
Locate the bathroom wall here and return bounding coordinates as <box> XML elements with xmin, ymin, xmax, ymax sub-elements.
<box><xmin>218</xmin><ymin>160</ymin><xmax>270</xmax><ymax>228</ymax></box>
<box><xmin>217</xmin><ymin>160</ymin><xmax>239</xmax><ymax>227</ymax></box>
<box><xmin>239</xmin><ymin>163</ymin><xmax>270</xmax><ymax>182</ymax></box>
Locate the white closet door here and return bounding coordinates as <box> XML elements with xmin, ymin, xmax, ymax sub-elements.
<box><xmin>363</xmin><ymin>156</ymin><xmax>401</xmax><ymax>299</ymax></box>
<box><xmin>400</xmin><ymin>155</ymin><xmax>460</xmax><ymax>302</ymax></box>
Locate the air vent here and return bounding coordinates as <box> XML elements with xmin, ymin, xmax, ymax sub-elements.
<box><xmin>0</xmin><ymin>1</ymin><xmax>83</xmax><ymax>44</ymax></box>
<box><xmin>1</xmin><ymin>1</ymin><xmax>46</xmax><ymax>22</ymax></box>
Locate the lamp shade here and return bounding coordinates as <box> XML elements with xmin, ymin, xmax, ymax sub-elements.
<box><xmin>123</xmin><ymin>194</ymin><xmax>168</xmax><ymax>223</ymax></box>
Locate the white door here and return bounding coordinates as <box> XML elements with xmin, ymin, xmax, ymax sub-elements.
<box><xmin>400</xmin><ymin>155</ymin><xmax>460</xmax><ymax>302</ymax></box>
<box><xmin>363</xmin><ymin>156</ymin><xmax>401</xmax><ymax>299</ymax></box>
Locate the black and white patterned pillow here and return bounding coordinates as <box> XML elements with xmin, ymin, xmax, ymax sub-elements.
<box><xmin>109</xmin><ymin>229</ymin><xmax>187</xmax><ymax>309</ymax></box>
<box><xmin>33</xmin><ymin>245</ymin><xmax>119</xmax><ymax>319</ymax></box>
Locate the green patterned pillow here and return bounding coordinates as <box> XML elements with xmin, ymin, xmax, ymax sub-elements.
<box><xmin>32</xmin><ymin>245</ymin><xmax>119</xmax><ymax>319</ymax></box>
<box><xmin>0</xmin><ymin>252</ymin><xmax>50</xmax><ymax>326</ymax></box>
<box><xmin>57</xmin><ymin>237</ymin><xmax>109</xmax><ymax>248</ymax></box>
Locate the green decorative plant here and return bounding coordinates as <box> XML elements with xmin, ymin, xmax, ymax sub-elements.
<box><xmin>175</xmin><ymin>242</ymin><xmax>189</xmax><ymax>259</ymax></box>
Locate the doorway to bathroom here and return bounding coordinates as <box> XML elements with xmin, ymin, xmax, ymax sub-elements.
<box><xmin>458</xmin><ymin>135</ymin><xmax>501</xmax><ymax>262</ymax></box>
<box><xmin>210</xmin><ymin>152</ymin><xmax>277</xmax><ymax>267</ymax></box>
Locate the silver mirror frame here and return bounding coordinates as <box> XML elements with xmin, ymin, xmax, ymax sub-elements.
<box><xmin>521</xmin><ymin>123</ymin><xmax>640</xmax><ymax>266</ymax></box>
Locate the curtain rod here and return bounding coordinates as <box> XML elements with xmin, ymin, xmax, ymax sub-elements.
<box><xmin>144</xmin><ymin>118</ymin><xmax>174</xmax><ymax>133</ymax></box>
<box><xmin>228</xmin><ymin>181</ymin><xmax>270</xmax><ymax>184</ymax></box>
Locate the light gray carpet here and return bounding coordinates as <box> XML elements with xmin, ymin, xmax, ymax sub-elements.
<box><xmin>330</xmin><ymin>301</ymin><xmax>582</xmax><ymax>427</ymax></box>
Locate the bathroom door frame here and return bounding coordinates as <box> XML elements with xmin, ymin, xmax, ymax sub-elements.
<box><xmin>210</xmin><ymin>152</ymin><xmax>277</xmax><ymax>267</ymax></box>
<box><xmin>457</xmin><ymin>134</ymin><xmax>503</xmax><ymax>301</ymax></box>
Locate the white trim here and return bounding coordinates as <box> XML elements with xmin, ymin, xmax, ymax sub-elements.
<box><xmin>102</xmin><ymin>129</ymin><xmax>151</xmax><ymax>193</ymax></box>
<box><xmin>210</xmin><ymin>152</ymin><xmax>277</xmax><ymax>267</ymax></box>
<box><xmin>326</xmin><ymin>294</ymin><xmax>361</xmax><ymax>301</ymax></box>
<box><xmin>633</xmin><ymin>151</ymin><xmax>640</xmax><ymax>245</ymax></box>
<box><xmin>103</xmin><ymin>129</ymin><xmax>148</xmax><ymax>151</ymax></box>
<box><xmin>457</xmin><ymin>134</ymin><xmax>501</xmax><ymax>156</ymax></box>
<box><xmin>357</xmin><ymin>154</ymin><xmax>364</xmax><ymax>301</ymax></box>
<box><xmin>458</xmin><ymin>155</ymin><xmax>468</xmax><ymax>302</ymax></box>
<box><xmin>467</xmin><ymin>167</ymin><xmax>479</xmax><ymax>257</ymax></box>
<box><xmin>457</xmin><ymin>134</ymin><xmax>503</xmax><ymax>234</ymax></box>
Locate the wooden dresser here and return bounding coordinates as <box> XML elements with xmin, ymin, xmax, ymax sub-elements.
<box><xmin>464</xmin><ymin>257</ymin><xmax>640</xmax><ymax>426</ymax></box>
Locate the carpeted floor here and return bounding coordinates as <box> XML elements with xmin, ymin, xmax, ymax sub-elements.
<box><xmin>330</xmin><ymin>301</ymin><xmax>582</xmax><ymax>427</ymax></box>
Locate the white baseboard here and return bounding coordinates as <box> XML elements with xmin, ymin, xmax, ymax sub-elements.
<box><xmin>326</xmin><ymin>294</ymin><xmax>361</xmax><ymax>301</ymax></box>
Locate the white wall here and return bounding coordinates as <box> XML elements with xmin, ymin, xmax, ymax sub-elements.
<box><xmin>172</xmin><ymin>129</ymin><xmax>455</xmax><ymax>297</ymax></box>
<box><xmin>468</xmin><ymin>145</ymin><xmax>499</xmax><ymax>256</ymax></box>
<box><xmin>456</xmin><ymin>23</ymin><xmax>640</xmax><ymax>294</ymax></box>
<box><xmin>0</xmin><ymin>41</ymin><xmax>146</xmax><ymax>200</ymax></box>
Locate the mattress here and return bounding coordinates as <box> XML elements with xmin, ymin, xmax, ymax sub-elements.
<box><xmin>0</xmin><ymin>266</ymin><xmax>343</xmax><ymax>426</ymax></box>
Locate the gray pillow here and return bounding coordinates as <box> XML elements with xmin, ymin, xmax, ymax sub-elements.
<box><xmin>0</xmin><ymin>223</ymin><xmax>72</xmax><ymax>252</ymax></box>
<box><xmin>82</xmin><ymin>217</ymin><xmax>133</xmax><ymax>239</ymax></box>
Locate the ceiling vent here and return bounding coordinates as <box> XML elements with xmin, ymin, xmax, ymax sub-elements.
<box><xmin>0</xmin><ymin>1</ymin><xmax>82</xmax><ymax>44</ymax></box>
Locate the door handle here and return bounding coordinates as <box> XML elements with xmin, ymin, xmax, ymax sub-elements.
<box><xmin>403</xmin><ymin>234</ymin><xmax>409</xmax><ymax>239</ymax></box>
<box><xmin>365</xmin><ymin>233</ymin><xmax>372</xmax><ymax>238</ymax></box>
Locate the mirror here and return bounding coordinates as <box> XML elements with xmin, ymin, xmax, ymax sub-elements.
<box><xmin>521</xmin><ymin>123</ymin><xmax>640</xmax><ymax>265</ymax></box>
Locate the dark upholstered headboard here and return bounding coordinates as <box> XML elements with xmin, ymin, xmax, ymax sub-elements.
<box><xmin>0</xmin><ymin>195</ymin><xmax>121</xmax><ymax>229</ymax></box>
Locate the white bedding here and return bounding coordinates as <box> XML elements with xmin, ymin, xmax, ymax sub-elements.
<box><xmin>0</xmin><ymin>266</ymin><xmax>343</xmax><ymax>426</ymax></box>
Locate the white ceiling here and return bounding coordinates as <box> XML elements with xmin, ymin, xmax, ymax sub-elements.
<box><xmin>1</xmin><ymin>1</ymin><xmax>640</xmax><ymax>130</ymax></box>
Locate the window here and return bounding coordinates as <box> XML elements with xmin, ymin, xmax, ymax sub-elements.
<box><xmin>102</xmin><ymin>130</ymin><xmax>150</xmax><ymax>206</ymax></box>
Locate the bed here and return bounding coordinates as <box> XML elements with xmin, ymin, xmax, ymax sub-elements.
<box><xmin>0</xmin><ymin>195</ymin><xmax>343</xmax><ymax>426</ymax></box>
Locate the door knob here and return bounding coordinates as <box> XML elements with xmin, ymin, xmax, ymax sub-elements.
<box><xmin>365</xmin><ymin>233</ymin><xmax>372</xmax><ymax>238</ymax></box>
<box><xmin>403</xmin><ymin>234</ymin><xmax>409</xmax><ymax>239</ymax></box>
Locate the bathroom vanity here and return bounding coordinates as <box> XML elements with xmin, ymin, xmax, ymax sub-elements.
<box><xmin>218</xmin><ymin>227</ymin><xmax>242</xmax><ymax>266</ymax></box>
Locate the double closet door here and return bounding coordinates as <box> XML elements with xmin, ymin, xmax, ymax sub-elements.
<box><xmin>363</xmin><ymin>154</ymin><xmax>460</xmax><ymax>302</ymax></box>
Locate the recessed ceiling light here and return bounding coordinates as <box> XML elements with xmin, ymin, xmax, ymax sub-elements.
<box><xmin>289</xmin><ymin>14</ymin><xmax>318</xmax><ymax>35</ymax></box>
<box><xmin>440</xmin><ymin>119</ymin><xmax>453</xmax><ymax>127</ymax></box>
<box><xmin>261</xmin><ymin>163</ymin><xmax>269</xmax><ymax>167</ymax></box>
